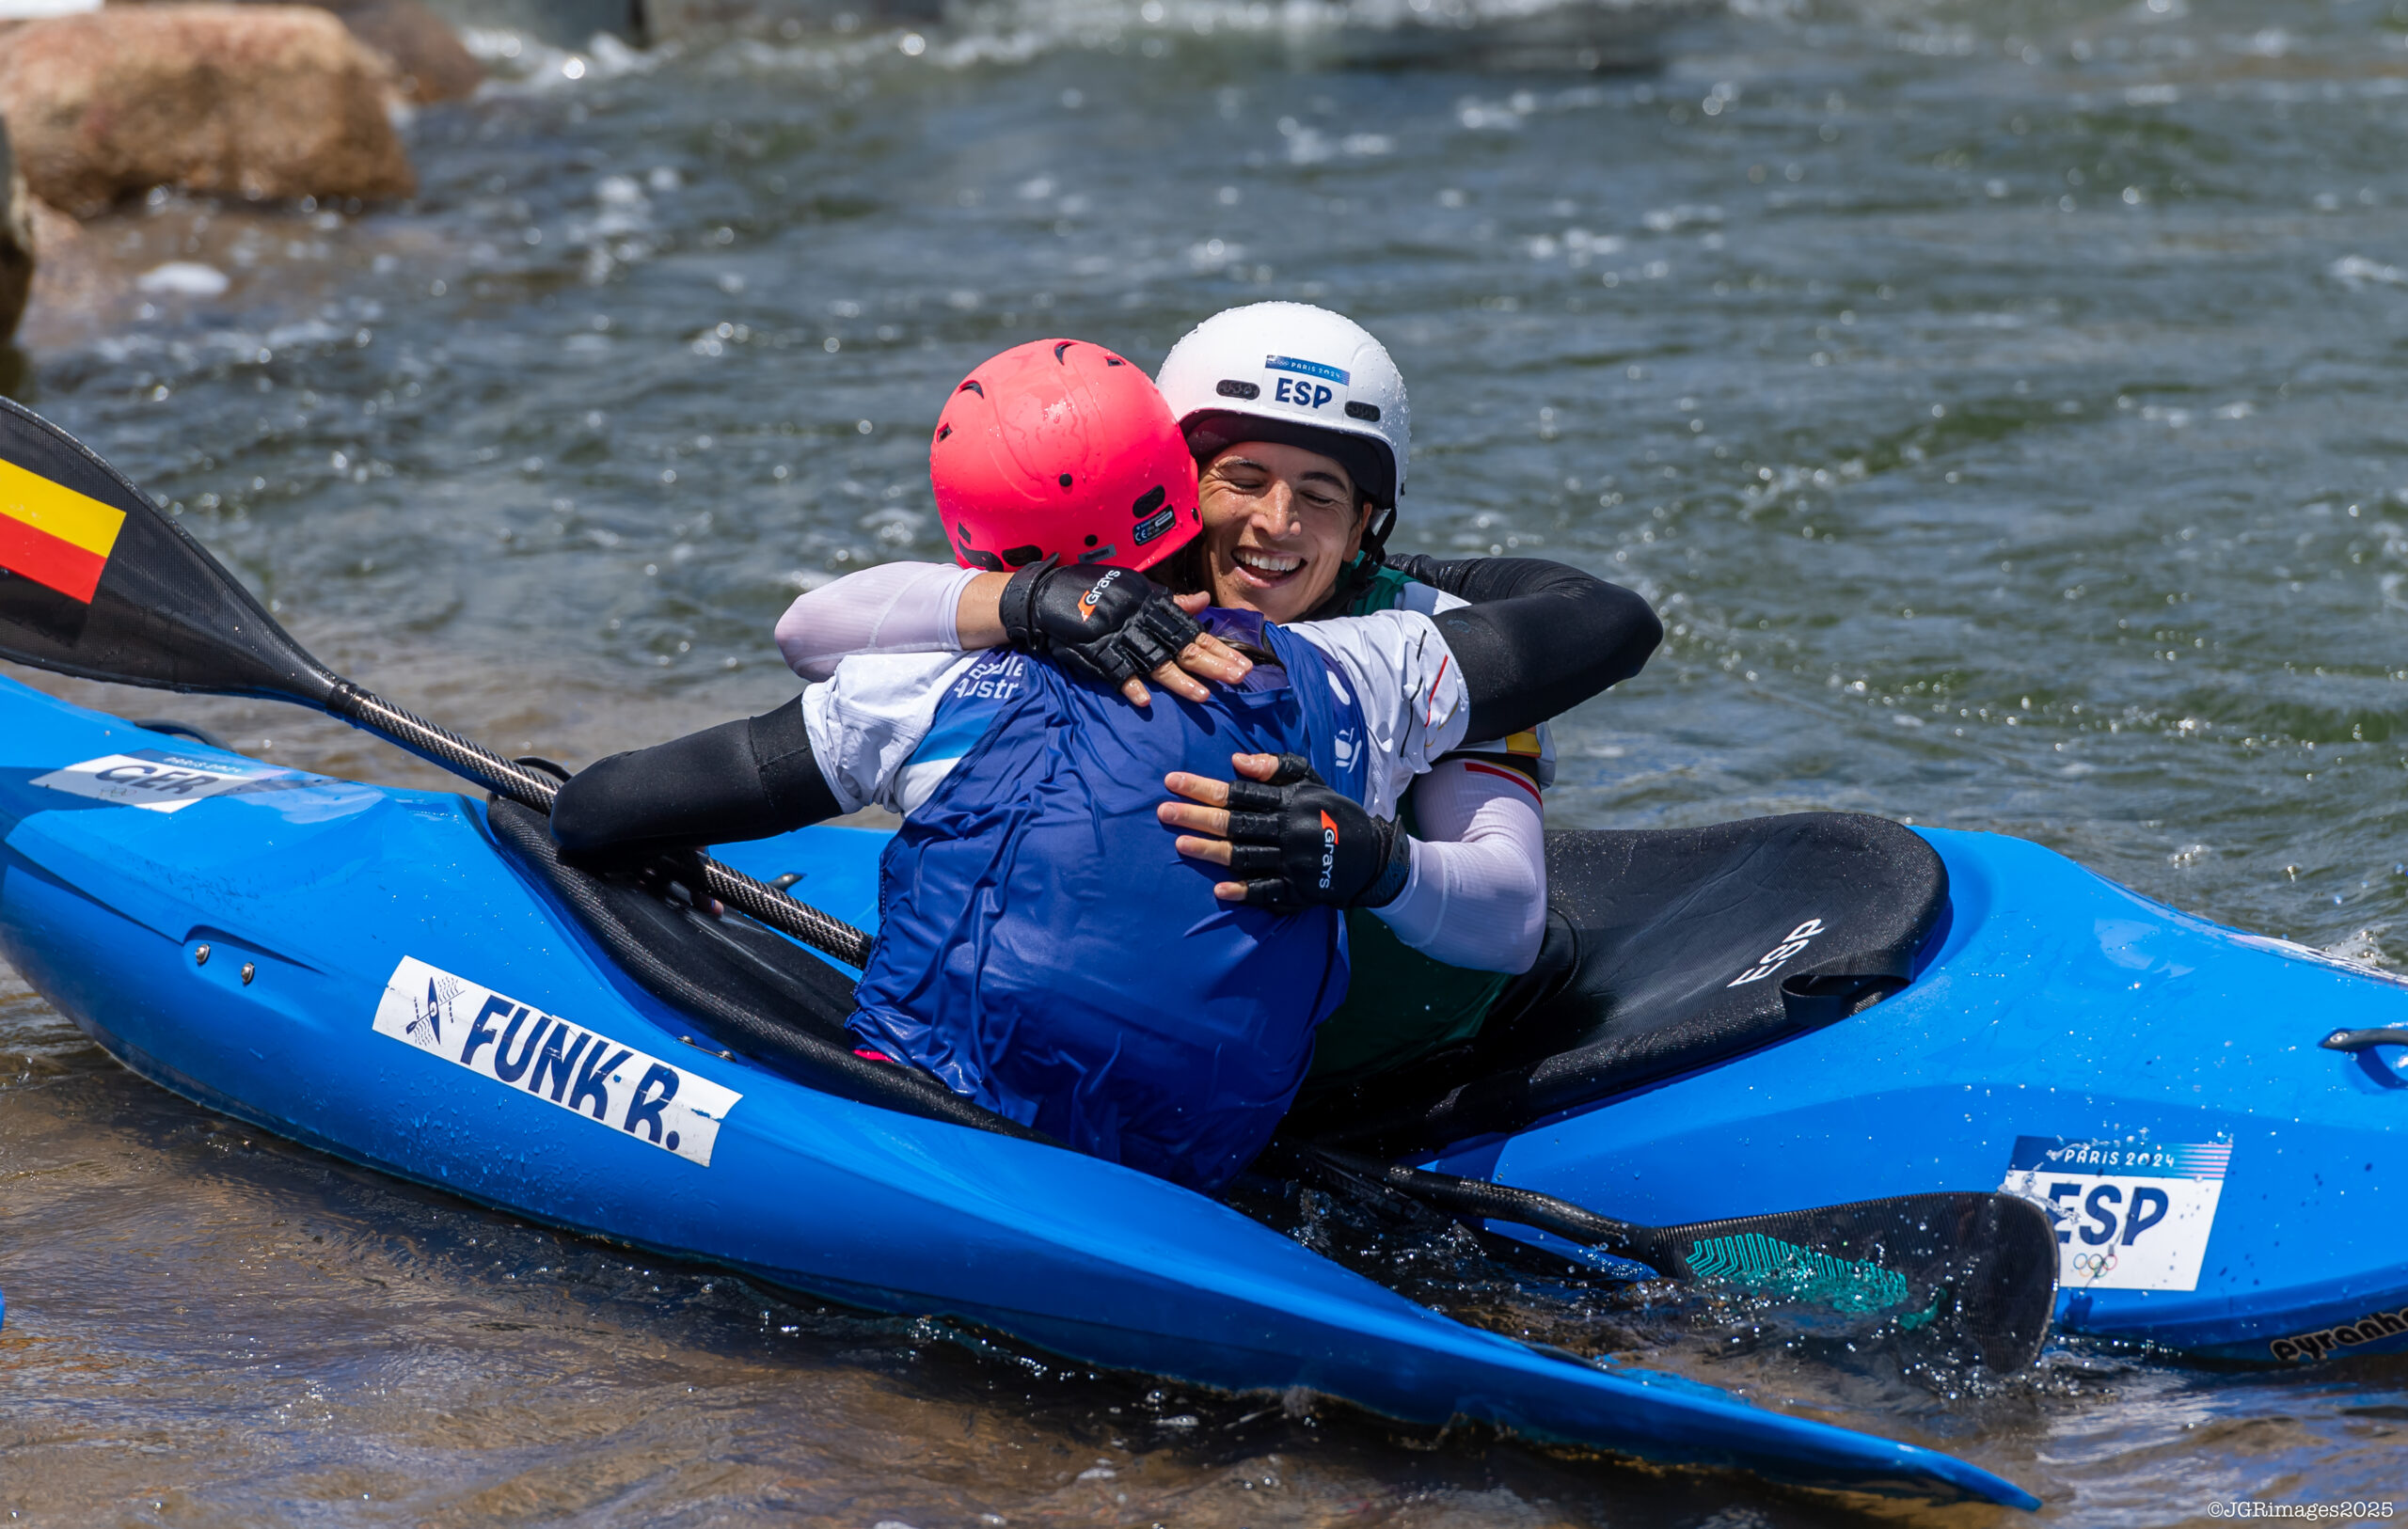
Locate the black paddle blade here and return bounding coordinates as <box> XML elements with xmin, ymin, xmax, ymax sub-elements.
<box><xmin>1629</xmin><ymin>1192</ymin><xmax>2060</xmax><ymax>1373</ymax></box>
<box><xmin>1305</xmin><ymin>1151</ymin><xmax>2058</xmax><ymax>1372</ymax></box>
<box><xmin>0</xmin><ymin>398</ymin><xmax>340</xmax><ymax>706</ymax></box>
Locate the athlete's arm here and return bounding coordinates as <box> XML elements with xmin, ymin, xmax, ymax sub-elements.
<box><xmin>1280</xmin><ymin>607</ymin><xmax>1472</xmax><ymax>818</ymax></box>
<box><xmin>1160</xmin><ymin>611</ymin><xmax>1543</xmax><ymax>969</ymax></box>
<box><xmin>1380</xmin><ymin>554</ymin><xmax>1661</xmax><ymax>741</ymax></box>
<box><xmin>774</xmin><ymin>560</ymin><xmax>1248</xmax><ymax>705</ymax></box>
<box><xmin>1154</xmin><ymin>606</ymin><xmax>1470</xmax><ymax>899</ymax></box>
<box><xmin>550</xmin><ymin>651</ymin><xmax>971</xmax><ymax>862</ymax></box>
<box><xmin>773</xmin><ymin>561</ymin><xmax>981</xmax><ymax>682</ymax></box>
<box><xmin>549</xmin><ymin>697</ymin><xmax>842</xmax><ymax>864</ymax></box>
<box><xmin>1373</xmin><ymin>758</ymin><xmax>1545</xmax><ymax>971</ymax></box>
<box><xmin>1160</xmin><ymin>753</ymin><xmax>1545</xmax><ymax>970</ymax></box>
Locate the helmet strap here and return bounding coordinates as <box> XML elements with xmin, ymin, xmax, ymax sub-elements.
<box><xmin>1306</xmin><ymin>500</ymin><xmax>1393</xmax><ymax>623</ymax></box>
<box><xmin>1361</xmin><ymin>503</ymin><xmax>1396</xmax><ymax>561</ymax></box>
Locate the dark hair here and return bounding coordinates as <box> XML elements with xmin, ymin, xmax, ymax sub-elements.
<box><xmin>1161</xmin><ymin>536</ymin><xmax>1212</xmax><ymax>598</ymax></box>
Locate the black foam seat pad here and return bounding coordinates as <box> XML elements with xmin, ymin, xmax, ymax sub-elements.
<box><xmin>1291</xmin><ymin>812</ymin><xmax>1949</xmax><ymax>1153</ymax></box>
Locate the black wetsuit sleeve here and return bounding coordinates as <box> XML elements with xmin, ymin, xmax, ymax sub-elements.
<box><xmin>1384</xmin><ymin>554</ymin><xmax>1662</xmax><ymax>741</ymax></box>
<box><xmin>548</xmin><ymin>699</ymin><xmax>841</xmax><ymax>863</ymax></box>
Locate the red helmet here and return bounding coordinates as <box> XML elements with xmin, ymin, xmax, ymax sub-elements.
<box><xmin>930</xmin><ymin>338</ymin><xmax>1200</xmax><ymax>575</ymax></box>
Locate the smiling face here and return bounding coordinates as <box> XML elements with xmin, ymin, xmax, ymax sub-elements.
<box><xmin>1196</xmin><ymin>439</ymin><xmax>1370</xmax><ymax>624</ymax></box>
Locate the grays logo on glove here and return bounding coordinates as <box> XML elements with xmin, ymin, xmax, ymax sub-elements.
<box><xmin>999</xmin><ymin>554</ymin><xmax>1206</xmax><ymax>689</ymax></box>
<box><xmin>1223</xmin><ymin>753</ymin><xmax>1412</xmax><ymax>913</ymax></box>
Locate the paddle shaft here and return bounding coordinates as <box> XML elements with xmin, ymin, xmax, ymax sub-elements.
<box><xmin>330</xmin><ymin>685</ymin><xmax>875</xmax><ymax>969</ymax></box>
<box><xmin>0</xmin><ymin>401</ymin><xmax>883</xmax><ymax>973</ymax></box>
<box><xmin>1308</xmin><ymin>1148</ymin><xmax>1673</xmax><ymax>1269</ymax></box>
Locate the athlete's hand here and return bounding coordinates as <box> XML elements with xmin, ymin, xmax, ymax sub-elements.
<box><xmin>997</xmin><ymin>558</ymin><xmax>1250</xmax><ymax>706</ymax></box>
<box><xmin>556</xmin><ymin>832</ymin><xmax>725</xmax><ymax>919</ymax></box>
<box><xmin>637</xmin><ymin>848</ymin><xmax>725</xmax><ymax>920</ymax></box>
<box><xmin>1159</xmin><ymin>751</ymin><xmax>1412</xmax><ymax>912</ymax></box>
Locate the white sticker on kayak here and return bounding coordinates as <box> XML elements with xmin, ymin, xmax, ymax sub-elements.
<box><xmin>1727</xmin><ymin>918</ymin><xmax>1827</xmax><ymax>987</ymax></box>
<box><xmin>371</xmin><ymin>955</ymin><xmax>741</xmax><ymax>1168</ymax></box>
<box><xmin>31</xmin><ymin>749</ymin><xmax>296</xmax><ymax>812</ymax></box>
<box><xmin>1998</xmin><ymin>1137</ymin><xmax>2230</xmax><ymax>1293</ymax></box>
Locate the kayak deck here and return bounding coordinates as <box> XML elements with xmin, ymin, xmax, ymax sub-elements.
<box><xmin>1450</xmin><ymin>825</ymin><xmax>2408</xmax><ymax>1364</ymax></box>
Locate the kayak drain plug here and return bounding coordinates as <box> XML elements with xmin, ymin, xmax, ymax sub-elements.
<box><xmin>194</xmin><ymin>943</ymin><xmax>210</xmax><ymax>966</ymax></box>
<box><xmin>241</xmin><ymin>962</ymin><xmax>256</xmax><ymax>985</ymax></box>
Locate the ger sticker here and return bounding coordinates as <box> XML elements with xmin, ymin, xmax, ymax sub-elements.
<box><xmin>31</xmin><ymin>749</ymin><xmax>299</xmax><ymax>812</ymax></box>
<box><xmin>1998</xmin><ymin>1137</ymin><xmax>2231</xmax><ymax>1293</ymax></box>
<box><xmin>372</xmin><ymin>955</ymin><xmax>741</xmax><ymax>1167</ymax></box>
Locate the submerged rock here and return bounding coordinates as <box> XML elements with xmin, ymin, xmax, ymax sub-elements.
<box><xmin>320</xmin><ymin>0</ymin><xmax>483</xmax><ymax>103</ymax></box>
<box><xmin>0</xmin><ymin>5</ymin><xmax>418</xmax><ymax>217</ymax></box>
<box><xmin>0</xmin><ymin>117</ymin><xmax>31</xmax><ymax>343</ymax></box>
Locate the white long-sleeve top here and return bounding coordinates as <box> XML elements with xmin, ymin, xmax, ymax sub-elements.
<box><xmin>775</xmin><ymin>561</ymin><xmax>1547</xmax><ymax>973</ymax></box>
<box><xmin>775</xmin><ymin>562</ymin><xmax>984</xmax><ymax>682</ymax></box>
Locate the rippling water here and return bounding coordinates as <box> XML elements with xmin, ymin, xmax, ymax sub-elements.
<box><xmin>6</xmin><ymin>0</ymin><xmax>2408</xmax><ymax>1521</ymax></box>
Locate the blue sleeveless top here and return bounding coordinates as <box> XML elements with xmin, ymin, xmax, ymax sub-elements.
<box><xmin>847</xmin><ymin>613</ymin><xmax>1369</xmax><ymax>1191</ymax></box>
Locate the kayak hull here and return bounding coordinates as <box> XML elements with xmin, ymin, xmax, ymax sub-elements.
<box><xmin>0</xmin><ymin>676</ymin><xmax>2034</xmax><ymax>1509</ymax></box>
<box><xmin>1447</xmin><ymin>827</ymin><xmax>2408</xmax><ymax>1367</ymax></box>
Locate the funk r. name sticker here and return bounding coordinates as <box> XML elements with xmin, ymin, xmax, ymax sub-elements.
<box><xmin>372</xmin><ymin>956</ymin><xmax>740</xmax><ymax>1167</ymax></box>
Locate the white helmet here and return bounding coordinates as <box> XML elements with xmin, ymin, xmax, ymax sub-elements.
<box><xmin>1154</xmin><ymin>302</ymin><xmax>1411</xmax><ymax>511</ymax></box>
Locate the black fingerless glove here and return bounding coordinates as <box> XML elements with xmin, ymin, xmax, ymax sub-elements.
<box><xmin>1222</xmin><ymin>753</ymin><xmax>1413</xmax><ymax>913</ymax></box>
<box><xmin>997</xmin><ymin>555</ymin><xmax>1205</xmax><ymax>689</ymax></box>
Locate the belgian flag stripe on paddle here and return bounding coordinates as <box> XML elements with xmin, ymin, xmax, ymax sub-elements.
<box><xmin>0</xmin><ymin>457</ymin><xmax>128</xmax><ymax>604</ymax></box>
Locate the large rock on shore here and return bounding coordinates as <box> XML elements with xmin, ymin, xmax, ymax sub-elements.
<box><xmin>107</xmin><ymin>0</ymin><xmax>484</xmax><ymax>104</ymax></box>
<box><xmin>0</xmin><ymin>5</ymin><xmax>418</xmax><ymax>217</ymax></box>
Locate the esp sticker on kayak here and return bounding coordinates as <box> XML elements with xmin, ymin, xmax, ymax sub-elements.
<box><xmin>31</xmin><ymin>749</ymin><xmax>297</xmax><ymax>812</ymax></box>
<box><xmin>1998</xmin><ymin>1137</ymin><xmax>2230</xmax><ymax>1293</ymax></box>
<box><xmin>372</xmin><ymin>955</ymin><xmax>741</xmax><ymax>1167</ymax></box>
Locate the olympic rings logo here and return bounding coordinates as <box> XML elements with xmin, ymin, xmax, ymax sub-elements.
<box><xmin>2070</xmin><ymin>1251</ymin><xmax>2120</xmax><ymax>1276</ymax></box>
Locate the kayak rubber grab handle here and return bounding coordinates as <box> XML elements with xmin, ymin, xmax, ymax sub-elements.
<box><xmin>2321</xmin><ymin>1028</ymin><xmax>2408</xmax><ymax>1052</ymax></box>
<box><xmin>330</xmin><ymin>683</ymin><xmax>877</xmax><ymax>970</ymax></box>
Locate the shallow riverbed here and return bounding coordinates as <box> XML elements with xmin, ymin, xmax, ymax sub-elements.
<box><xmin>4</xmin><ymin>0</ymin><xmax>2407</xmax><ymax>1521</ymax></box>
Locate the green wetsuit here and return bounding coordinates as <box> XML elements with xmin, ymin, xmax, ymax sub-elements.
<box><xmin>1305</xmin><ymin>563</ymin><xmax>1535</xmax><ymax>1089</ymax></box>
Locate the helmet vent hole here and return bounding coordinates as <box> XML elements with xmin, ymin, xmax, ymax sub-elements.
<box><xmin>1058</xmin><ymin>473</ymin><xmax>1074</xmax><ymax>488</ymax></box>
<box><xmin>1345</xmin><ymin>401</ymin><xmax>1382</xmax><ymax>422</ymax></box>
<box><xmin>1085</xmin><ymin>534</ymin><xmax>1099</xmax><ymax>546</ymax></box>
<box><xmin>958</xmin><ymin>380</ymin><xmax>984</xmax><ymax>397</ymax></box>
<box><xmin>937</xmin><ymin>423</ymin><xmax>952</xmax><ymax>440</ymax></box>
<box><xmin>1131</xmin><ymin>484</ymin><xmax>1165</xmax><ymax>518</ymax></box>
<box><xmin>1054</xmin><ymin>341</ymin><xmax>1073</xmax><ymax>362</ymax></box>
<box><xmin>1104</xmin><ymin>357</ymin><xmax>1125</xmax><ymax>367</ymax></box>
<box><xmin>1216</xmin><ymin>380</ymin><xmax>1260</xmax><ymax>401</ymax></box>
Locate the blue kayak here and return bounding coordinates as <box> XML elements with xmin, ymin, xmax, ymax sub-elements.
<box><xmin>0</xmin><ymin>675</ymin><xmax>2039</xmax><ymax>1508</ymax></box>
<box><xmin>3</xmin><ymin>667</ymin><xmax>2398</xmax><ymax>1501</ymax></box>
